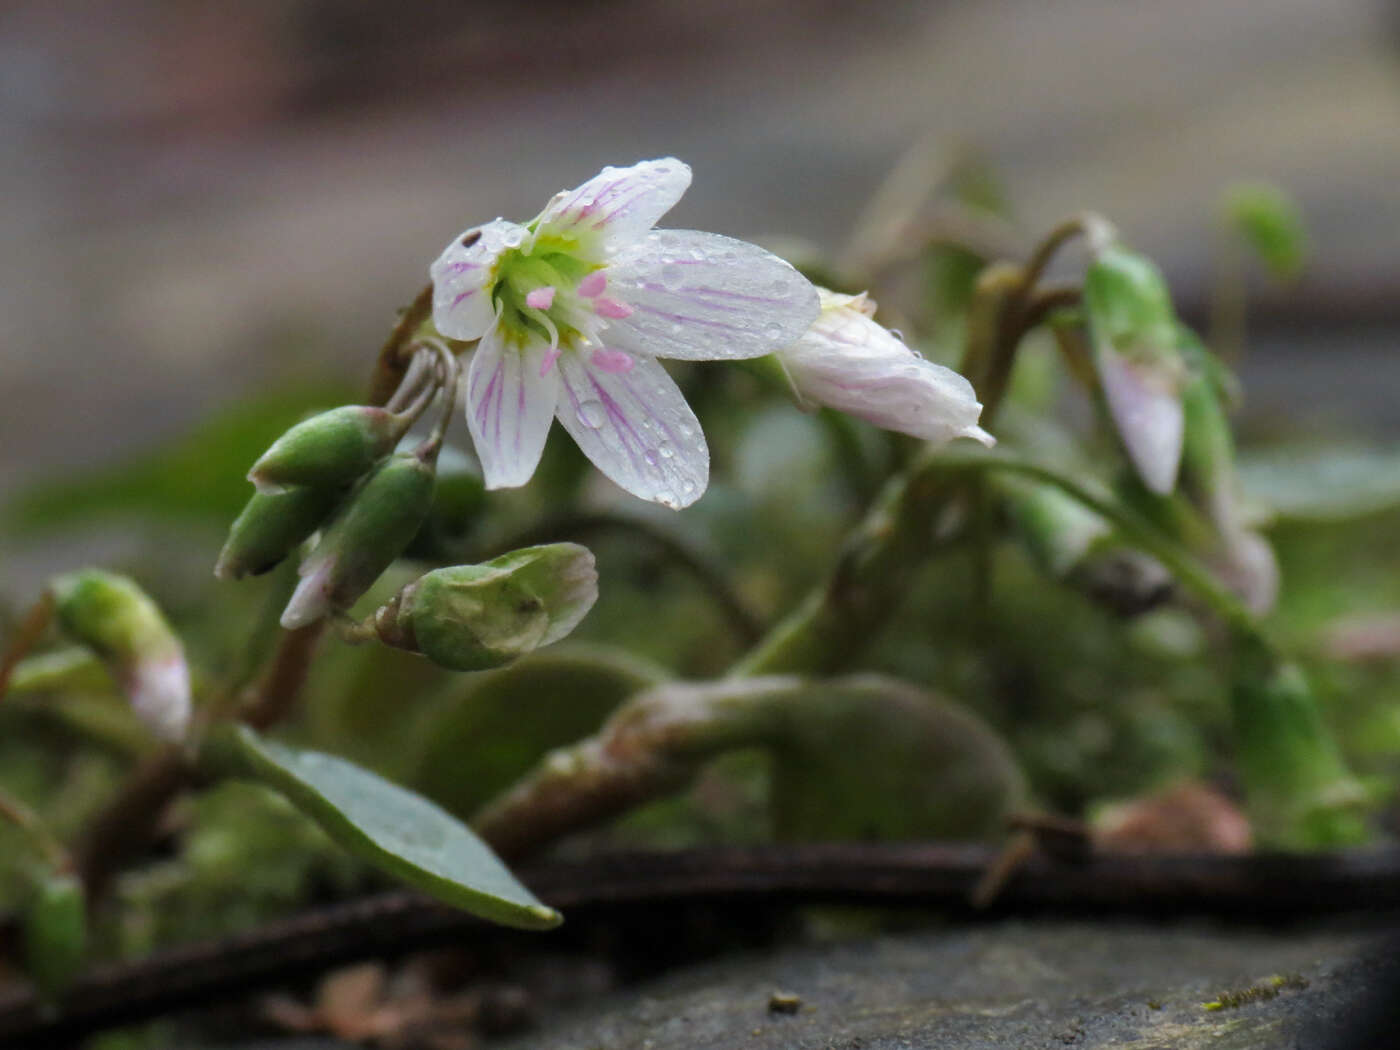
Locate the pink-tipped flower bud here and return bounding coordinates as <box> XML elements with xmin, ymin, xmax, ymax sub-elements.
<box><xmin>373</xmin><ymin>544</ymin><xmax>598</xmax><ymax>671</ymax></box>
<box><xmin>214</xmin><ymin>484</ymin><xmax>345</xmax><ymax>581</ymax></box>
<box><xmin>1084</xmin><ymin>245</ymin><xmax>1186</xmax><ymax>496</ymax></box>
<box><xmin>50</xmin><ymin>570</ymin><xmax>191</xmax><ymax>741</ymax></box>
<box><xmin>280</xmin><ymin>450</ymin><xmax>437</xmax><ymax>628</ymax></box>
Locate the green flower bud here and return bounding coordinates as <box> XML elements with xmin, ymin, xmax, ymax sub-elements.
<box><xmin>248</xmin><ymin>405</ymin><xmax>406</xmax><ymax>492</ymax></box>
<box><xmin>1084</xmin><ymin>245</ymin><xmax>1186</xmax><ymax>495</ymax></box>
<box><xmin>214</xmin><ymin>484</ymin><xmax>345</xmax><ymax>581</ymax></box>
<box><xmin>281</xmin><ymin>451</ymin><xmax>437</xmax><ymax>628</ymax></box>
<box><xmin>1003</xmin><ymin>478</ymin><xmax>1171</xmax><ymax>616</ymax></box>
<box><xmin>51</xmin><ymin>570</ymin><xmax>190</xmax><ymax>741</ymax></box>
<box><xmin>24</xmin><ymin>871</ymin><xmax>86</xmax><ymax>1002</ymax></box>
<box><xmin>374</xmin><ymin>543</ymin><xmax>598</xmax><ymax>671</ymax></box>
<box><xmin>1223</xmin><ymin>181</ymin><xmax>1307</xmax><ymax>283</ymax></box>
<box><xmin>1231</xmin><ymin>651</ymin><xmax>1368</xmax><ymax>847</ymax></box>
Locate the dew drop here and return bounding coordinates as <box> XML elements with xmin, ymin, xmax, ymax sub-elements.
<box><xmin>764</xmin><ymin>321</ymin><xmax>784</xmax><ymax>340</ymax></box>
<box><xmin>770</xmin><ymin>277</ymin><xmax>789</xmax><ymax>294</ymax></box>
<box><xmin>680</xmin><ymin>479</ymin><xmax>696</xmax><ymax>496</ymax></box>
<box><xmin>669</xmin><ymin>322</ymin><xmax>683</xmax><ymax>334</ymax></box>
<box><xmin>503</xmin><ymin>228</ymin><xmax>525</xmax><ymax>248</ymax></box>
<box><xmin>678</xmin><ymin>423</ymin><xmax>695</xmax><ymax>439</ymax></box>
<box><xmin>578</xmin><ymin>400</ymin><xmax>607</xmax><ymax>429</ymax></box>
<box><xmin>644</xmin><ymin>450</ymin><xmax>659</xmax><ymax>467</ymax></box>
<box><xmin>889</xmin><ymin>328</ymin><xmax>905</xmax><ymax>342</ymax></box>
<box><xmin>658</xmin><ymin>441</ymin><xmax>675</xmax><ymax>460</ymax></box>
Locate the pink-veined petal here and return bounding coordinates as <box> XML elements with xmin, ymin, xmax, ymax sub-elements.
<box><xmin>464</xmin><ymin>325</ymin><xmax>560</xmax><ymax>489</ymax></box>
<box><xmin>554</xmin><ymin>351</ymin><xmax>708</xmax><ymax>509</ymax></box>
<box><xmin>534</xmin><ymin>159</ymin><xmax>691</xmax><ymax>249</ymax></box>
<box><xmin>779</xmin><ymin>294</ymin><xmax>992</xmax><ymax>445</ymax></box>
<box><xmin>430</xmin><ymin>219</ymin><xmax>525</xmax><ymax>340</ymax></box>
<box><xmin>600</xmin><ymin>230</ymin><xmax>819</xmax><ymax>361</ymax></box>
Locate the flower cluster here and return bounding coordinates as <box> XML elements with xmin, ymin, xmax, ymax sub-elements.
<box><xmin>430</xmin><ymin>159</ymin><xmax>990</xmax><ymax>509</ymax></box>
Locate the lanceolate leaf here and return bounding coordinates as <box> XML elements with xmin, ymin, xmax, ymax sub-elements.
<box><xmin>218</xmin><ymin>725</ymin><xmax>560</xmax><ymax>930</ymax></box>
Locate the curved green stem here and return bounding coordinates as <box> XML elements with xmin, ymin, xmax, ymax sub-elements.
<box><xmin>921</xmin><ymin>447</ymin><xmax>1261</xmax><ymax>641</ymax></box>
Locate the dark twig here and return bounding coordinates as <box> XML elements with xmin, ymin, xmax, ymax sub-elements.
<box><xmin>5</xmin><ymin>843</ymin><xmax>1400</xmax><ymax>1044</ymax></box>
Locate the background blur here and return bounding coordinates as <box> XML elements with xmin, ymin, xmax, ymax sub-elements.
<box><xmin>2</xmin><ymin>0</ymin><xmax>1397</xmax><ymax>598</ymax></box>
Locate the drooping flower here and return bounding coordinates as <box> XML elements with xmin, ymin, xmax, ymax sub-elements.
<box><xmin>776</xmin><ymin>288</ymin><xmax>993</xmax><ymax>446</ymax></box>
<box><xmin>1083</xmin><ymin>244</ymin><xmax>1186</xmax><ymax>495</ymax></box>
<box><xmin>430</xmin><ymin>158</ymin><xmax>820</xmax><ymax>509</ymax></box>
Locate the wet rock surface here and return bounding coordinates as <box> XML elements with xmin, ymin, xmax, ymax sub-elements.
<box><xmin>492</xmin><ymin>919</ymin><xmax>1394</xmax><ymax>1050</ymax></box>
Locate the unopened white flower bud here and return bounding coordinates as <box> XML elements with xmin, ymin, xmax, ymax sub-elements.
<box><xmin>50</xmin><ymin>570</ymin><xmax>191</xmax><ymax>741</ymax></box>
<box><xmin>777</xmin><ymin>289</ymin><xmax>993</xmax><ymax>446</ymax></box>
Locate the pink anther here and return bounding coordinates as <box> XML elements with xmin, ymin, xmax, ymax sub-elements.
<box><xmin>577</xmin><ymin>271</ymin><xmax>608</xmax><ymax>298</ymax></box>
<box><xmin>593</xmin><ymin>296</ymin><xmax>633</xmax><ymax>319</ymax></box>
<box><xmin>525</xmin><ymin>285</ymin><xmax>556</xmax><ymax>310</ymax></box>
<box><xmin>590</xmin><ymin>349</ymin><xmax>635</xmax><ymax>374</ymax></box>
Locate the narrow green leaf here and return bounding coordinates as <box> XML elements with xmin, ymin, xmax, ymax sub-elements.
<box><xmin>218</xmin><ymin>725</ymin><xmax>560</xmax><ymax>930</ymax></box>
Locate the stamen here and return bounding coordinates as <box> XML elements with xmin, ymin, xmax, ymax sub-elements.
<box><xmin>577</xmin><ymin>271</ymin><xmax>608</xmax><ymax>298</ymax></box>
<box><xmin>526</xmin><ymin>285</ymin><xmax>556</xmax><ymax>310</ymax></box>
<box><xmin>531</xmin><ymin>308</ymin><xmax>561</xmax><ymax>351</ymax></box>
<box><xmin>540</xmin><ymin>347</ymin><xmax>563</xmax><ymax>377</ymax></box>
<box><xmin>590</xmin><ymin>348</ymin><xmax>635</xmax><ymax>374</ymax></box>
<box><xmin>594</xmin><ymin>296</ymin><xmax>633</xmax><ymax>319</ymax></box>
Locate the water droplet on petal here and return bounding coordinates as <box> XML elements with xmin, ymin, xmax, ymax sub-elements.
<box><xmin>578</xmin><ymin>400</ymin><xmax>607</xmax><ymax>429</ymax></box>
<box><xmin>764</xmin><ymin>321</ymin><xmax>784</xmax><ymax>340</ymax></box>
<box><xmin>770</xmin><ymin>277</ymin><xmax>789</xmax><ymax>293</ymax></box>
<box><xmin>679</xmin><ymin>424</ymin><xmax>695</xmax><ymax>439</ymax></box>
<box><xmin>889</xmin><ymin>328</ymin><xmax>904</xmax><ymax>342</ymax></box>
<box><xmin>658</xmin><ymin>441</ymin><xmax>675</xmax><ymax>460</ymax></box>
<box><xmin>644</xmin><ymin>450</ymin><xmax>659</xmax><ymax>467</ymax></box>
<box><xmin>503</xmin><ymin>228</ymin><xmax>525</xmax><ymax>248</ymax></box>
<box><xmin>680</xmin><ymin>479</ymin><xmax>696</xmax><ymax>496</ymax></box>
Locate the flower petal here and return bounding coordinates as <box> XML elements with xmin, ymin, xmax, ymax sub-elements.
<box><xmin>600</xmin><ymin>230</ymin><xmax>820</xmax><ymax>361</ymax></box>
<box><xmin>534</xmin><ymin>158</ymin><xmax>691</xmax><ymax>249</ymax></box>
<box><xmin>1096</xmin><ymin>344</ymin><xmax>1184</xmax><ymax>495</ymax></box>
<box><xmin>554</xmin><ymin>351</ymin><xmax>708</xmax><ymax>508</ymax></box>
<box><xmin>430</xmin><ymin>219</ymin><xmax>526</xmax><ymax>341</ymax></box>
<box><xmin>780</xmin><ymin>300</ymin><xmax>992</xmax><ymax>445</ymax></box>
<box><xmin>464</xmin><ymin>325</ymin><xmax>559</xmax><ymax>489</ymax></box>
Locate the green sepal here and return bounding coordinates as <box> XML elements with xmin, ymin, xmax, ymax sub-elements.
<box><xmin>215</xmin><ymin>484</ymin><xmax>345</xmax><ymax>580</ymax></box>
<box><xmin>377</xmin><ymin>544</ymin><xmax>598</xmax><ymax>671</ymax></box>
<box><xmin>249</xmin><ymin>405</ymin><xmax>405</xmax><ymax>491</ymax></box>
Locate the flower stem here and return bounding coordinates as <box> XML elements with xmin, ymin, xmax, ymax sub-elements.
<box><xmin>0</xmin><ymin>592</ymin><xmax>55</xmax><ymax>704</ymax></box>
<box><xmin>0</xmin><ymin>789</ymin><xmax>69</xmax><ymax>871</ymax></box>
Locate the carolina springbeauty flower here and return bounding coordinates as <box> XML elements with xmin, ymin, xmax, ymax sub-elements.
<box><xmin>430</xmin><ymin>158</ymin><xmax>820</xmax><ymax>509</ymax></box>
<box><xmin>777</xmin><ymin>288</ymin><xmax>993</xmax><ymax>446</ymax></box>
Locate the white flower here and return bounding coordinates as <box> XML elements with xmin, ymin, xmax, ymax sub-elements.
<box><xmin>777</xmin><ymin>289</ymin><xmax>993</xmax><ymax>446</ymax></box>
<box><xmin>430</xmin><ymin>158</ymin><xmax>820</xmax><ymax>509</ymax></box>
